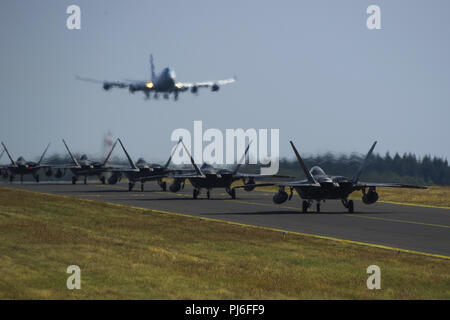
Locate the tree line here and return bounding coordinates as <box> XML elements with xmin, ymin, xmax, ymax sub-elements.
<box><xmin>40</xmin><ymin>151</ymin><xmax>450</xmax><ymax>186</ymax></box>
<box><xmin>277</xmin><ymin>152</ymin><xmax>449</xmax><ymax>186</ymax></box>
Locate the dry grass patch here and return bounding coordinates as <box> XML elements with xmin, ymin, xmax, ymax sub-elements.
<box><xmin>0</xmin><ymin>187</ymin><xmax>448</xmax><ymax>299</ymax></box>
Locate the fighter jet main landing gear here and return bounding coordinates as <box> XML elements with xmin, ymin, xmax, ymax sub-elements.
<box><xmin>128</xmin><ymin>182</ymin><xmax>135</xmax><ymax>191</ymax></box>
<box><xmin>158</xmin><ymin>180</ymin><xmax>167</xmax><ymax>191</ymax></box>
<box><xmin>72</xmin><ymin>176</ymin><xmax>77</xmax><ymax>185</ymax></box>
<box><xmin>193</xmin><ymin>188</ymin><xmax>200</xmax><ymax>199</ymax></box>
<box><xmin>341</xmin><ymin>199</ymin><xmax>354</xmax><ymax>213</ymax></box>
<box><xmin>302</xmin><ymin>200</ymin><xmax>312</xmax><ymax>213</ymax></box>
<box><xmin>226</xmin><ymin>187</ymin><xmax>236</xmax><ymax>199</ymax></box>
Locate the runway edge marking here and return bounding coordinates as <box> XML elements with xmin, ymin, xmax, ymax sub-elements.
<box><xmin>96</xmin><ymin>183</ymin><xmax>450</xmax><ymax>210</ymax></box>
<box><xmin>6</xmin><ymin>186</ymin><xmax>450</xmax><ymax>261</ymax></box>
<box><xmin>229</xmin><ymin>199</ymin><xmax>450</xmax><ymax>230</ymax></box>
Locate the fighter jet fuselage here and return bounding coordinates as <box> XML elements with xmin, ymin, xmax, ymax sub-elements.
<box><xmin>243</xmin><ymin>141</ymin><xmax>427</xmax><ymax>213</ymax></box>
<box><xmin>0</xmin><ymin>142</ymin><xmax>51</xmax><ymax>183</ymax></box>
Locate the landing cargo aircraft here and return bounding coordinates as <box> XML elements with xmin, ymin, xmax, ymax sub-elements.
<box><xmin>234</xmin><ymin>141</ymin><xmax>427</xmax><ymax>212</ymax></box>
<box><xmin>115</xmin><ymin>138</ymin><xmax>191</xmax><ymax>191</ymax></box>
<box><xmin>53</xmin><ymin>139</ymin><xmax>123</xmax><ymax>184</ymax></box>
<box><xmin>166</xmin><ymin>140</ymin><xmax>291</xmax><ymax>199</ymax></box>
<box><xmin>76</xmin><ymin>54</ymin><xmax>236</xmax><ymax>101</ymax></box>
<box><xmin>0</xmin><ymin>142</ymin><xmax>52</xmax><ymax>183</ymax></box>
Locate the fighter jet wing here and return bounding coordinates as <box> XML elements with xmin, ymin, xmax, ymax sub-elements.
<box><xmin>355</xmin><ymin>182</ymin><xmax>427</xmax><ymax>189</ymax></box>
<box><xmin>105</xmin><ymin>165</ymin><xmax>139</xmax><ymax>171</ymax></box>
<box><xmin>165</xmin><ymin>172</ymin><xmax>202</xmax><ymax>179</ymax></box>
<box><xmin>46</xmin><ymin>164</ymin><xmax>81</xmax><ymax>170</ymax></box>
<box><xmin>126</xmin><ymin>169</ymin><xmax>198</xmax><ymax>182</ymax></box>
<box><xmin>276</xmin><ymin>180</ymin><xmax>321</xmax><ymax>187</ymax></box>
<box><xmin>233</xmin><ymin>179</ymin><xmax>320</xmax><ymax>190</ymax></box>
<box><xmin>235</xmin><ymin>173</ymin><xmax>294</xmax><ymax>180</ymax></box>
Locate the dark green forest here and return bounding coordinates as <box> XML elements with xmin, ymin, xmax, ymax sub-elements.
<box><xmin>277</xmin><ymin>152</ymin><xmax>449</xmax><ymax>186</ymax></box>
<box><xmin>11</xmin><ymin>151</ymin><xmax>450</xmax><ymax>186</ymax></box>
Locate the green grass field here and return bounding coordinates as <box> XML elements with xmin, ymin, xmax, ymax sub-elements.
<box><xmin>0</xmin><ymin>187</ymin><xmax>449</xmax><ymax>299</ymax></box>
<box><xmin>349</xmin><ymin>185</ymin><xmax>450</xmax><ymax>208</ymax></box>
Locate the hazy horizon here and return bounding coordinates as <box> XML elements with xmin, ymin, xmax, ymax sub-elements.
<box><xmin>1</xmin><ymin>1</ymin><xmax>449</xmax><ymax>163</ymax></box>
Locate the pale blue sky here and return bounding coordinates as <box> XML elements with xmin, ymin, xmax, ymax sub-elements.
<box><xmin>0</xmin><ymin>1</ymin><xmax>449</xmax><ymax>162</ymax></box>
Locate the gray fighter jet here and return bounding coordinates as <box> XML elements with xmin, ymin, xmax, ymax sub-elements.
<box><xmin>77</xmin><ymin>54</ymin><xmax>236</xmax><ymax>101</ymax></box>
<box><xmin>234</xmin><ymin>141</ymin><xmax>427</xmax><ymax>213</ymax></box>
<box><xmin>166</xmin><ymin>140</ymin><xmax>291</xmax><ymax>199</ymax></box>
<box><xmin>0</xmin><ymin>142</ymin><xmax>52</xmax><ymax>183</ymax></box>
<box><xmin>115</xmin><ymin>138</ymin><xmax>190</xmax><ymax>191</ymax></box>
<box><xmin>53</xmin><ymin>139</ymin><xmax>121</xmax><ymax>184</ymax></box>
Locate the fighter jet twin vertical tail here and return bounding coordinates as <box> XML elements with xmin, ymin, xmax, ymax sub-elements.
<box><xmin>116</xmin><ymin>138</ymin><xmax>193</xmax><ymax>192</ymax></box>
<box><xmin>76</xmin><ymin>54</ymin><xmax>236</xmax><ymax>101</ymax></box>
<box><xmin>165</xmin><ymin>140</ymin><xmax>292</xmax><ymax>200</ymax></box>
<box><xmin>54</xmin><ymin>139</ymin><xmax>122</xmax><ymax>185</ymax></box>
<box><xmin>0</xmin><ymin>142</ymin><xmax>51</xmax><ymax>183</ymax></box>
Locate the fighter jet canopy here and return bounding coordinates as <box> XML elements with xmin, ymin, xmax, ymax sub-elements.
<box><xmin>136</xmin><ymin>158</ymin><xmax>147</xmax><ymax>164</ymax></box>
<box><xmin>310</xmin><ymin>166</ymin><xmax>326</xmax><ymax>176</ymax></box>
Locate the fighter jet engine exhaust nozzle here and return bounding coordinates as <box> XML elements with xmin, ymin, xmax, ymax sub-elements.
<box><xmin>273</xmin><ymin>190</ymin><xmax>288</xmax><ymax>204</ymax></box>
<box><xmin>169</xmin><ymin>181</ymin><xmax>181</xmax><ymax>193</ymax></box>
<box><xmin>362</xmin><ymin>189</ymin><xmax>379</xmax><ymax>204</ymax></box>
